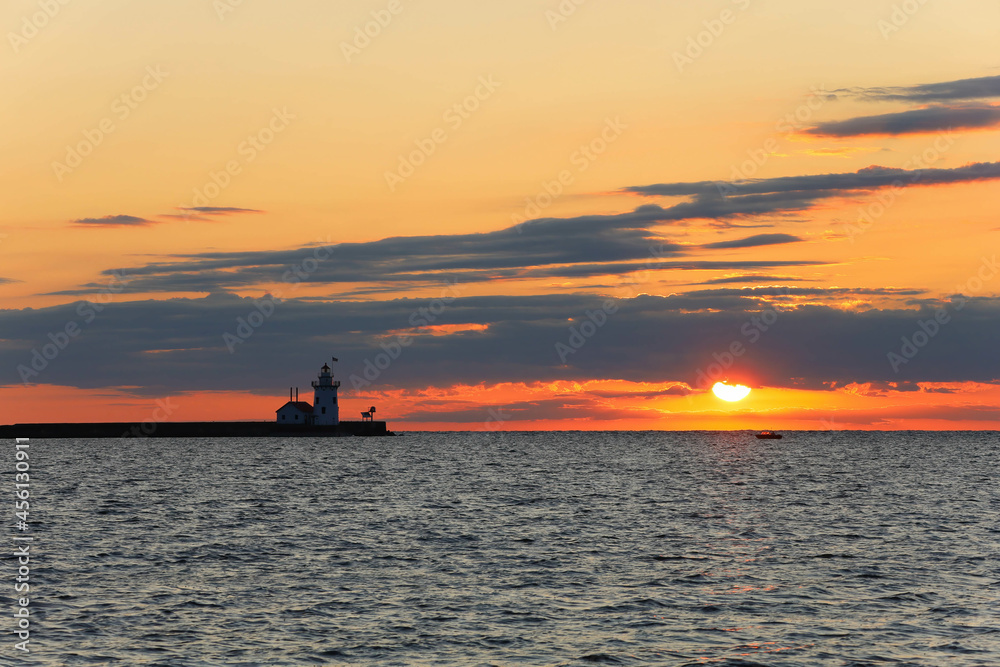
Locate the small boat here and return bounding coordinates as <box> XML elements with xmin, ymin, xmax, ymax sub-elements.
<box><xmin>755</xmin><ymin>430</ymin><xmax>782</xmax><ymax>439</ymax></box>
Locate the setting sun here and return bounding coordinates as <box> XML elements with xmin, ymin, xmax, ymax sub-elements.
<box><xmin>712</xmin><ymin>382</ymin><xmax>752</xmax><ymax>402</ymax></box>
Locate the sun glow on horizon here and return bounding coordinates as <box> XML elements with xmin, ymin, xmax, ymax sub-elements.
<box><xmin>712</xmin><ymin>382</ymin><xmax>752</xmax><ymax>402</ymax></box>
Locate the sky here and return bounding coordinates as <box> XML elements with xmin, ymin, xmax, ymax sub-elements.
<box><xmin>2</xmin><ymin>0</ymin><xmax>999</xmax><ymax>430</ymax></box>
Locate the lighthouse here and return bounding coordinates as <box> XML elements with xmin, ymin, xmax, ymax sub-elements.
<box><xmin>310</xmin><ymin>361</ymin><xmax>341</xmax><ymax>425</ymax></box>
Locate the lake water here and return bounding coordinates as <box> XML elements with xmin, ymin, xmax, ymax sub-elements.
<box><xmin>8</xmin><ymin>431</ymin><xmax>1000</xmax><ymax>665</ymax></box>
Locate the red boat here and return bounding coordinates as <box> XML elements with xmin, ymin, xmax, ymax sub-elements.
<box><xmin>755</xmin><ymin>430</ymin><xmax>783</xmax><ymax>439</ymax></box>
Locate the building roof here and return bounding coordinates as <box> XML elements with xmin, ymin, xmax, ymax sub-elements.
<box><xmin>277</xmin><ymin>401</ymin><xmax>314</xmax><ymax>414</ymax></box>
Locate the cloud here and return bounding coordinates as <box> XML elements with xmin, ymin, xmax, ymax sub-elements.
<box><xmin>701</xmin><ymin>233</ymin><xmax>803</xmax><ymax>250</ymax></box>
<box><xmin>2</xmin><ymin>292</ymin><xmax>997</xmax><ymax>397</ymax></box>
<box><xmin>43</xmin><ymin>259</ymin><xmax>831</xmax><ymax>297</ymax></box>
<box><xmin>806</xmin><ymin>105</ymin><xmax>1000</xmax><ymax>137</ymax></box>
<box><xmin>183</xmin><ymin>207</ymin><xmax>262</xmax><ymax>214</ymax></box>
<box><xmin>587</xmin><ymin>385</ymin><xmax>693</xmax><ymax>399</ymax></box>
<box><xmin>58</xmin><ymin>209</ymin><xmax>825</xmax><ymax>295</ymax></box>
<box><xmin>627</xmin><ymin>162</ymin><xmax>1000</xmax><ymax>197</ymax></box>
<box><xmin>54</xmin><ymin>161</ymin><xmax>997</xmax><ymax>297</ymax></box>
<box><xmin>810</xmin><ymin>75</ymin><xmax>1000</xmax><ymax>139</ymax></box>
<box><xmin>841</xmin><ymin>380</ymin><xmax>923</xmax><ymax>396</ymax></box>
<box><xmin>699</xmin><ymin>275</ymin><xmax>811</xmax><ymax>285</ymax></box>
<box><xmin>73</xmin><ymin>215</ymin><xmax>154</xmax><ymax>227</ymax></box>
<box><xmin>0</xmin><ymin>277</ymin><xmax>18</xmax><ymax>285</ymax></box>
<box><xmin>74</xmin><ymin>209</ymin><xmax>263</xmax><ymax>226</ymax></box>
<box><xmin>850</xmin><ymin>75</ymin><xmax>1000</xmax><ymax>103</ymax></box>
<box><xmin>161</xmin><ymin>207</ymin><xmax>264</xmax><ymax>221</ymax></box>
<box><xmin>799</xmin><ymin>147</ymin><xmax>882</xmax><ymax>158</ymax></box>
<box><xmin>685</xmin><ymin>286</ymin><xmax>924</xmax><ymax>299</ymax></box>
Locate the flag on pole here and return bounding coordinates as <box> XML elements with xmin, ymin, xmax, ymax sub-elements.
<box><xmin>331</xmin><ymin>357</ymin><xmax>339</xmax><ymax>362</ymax></box>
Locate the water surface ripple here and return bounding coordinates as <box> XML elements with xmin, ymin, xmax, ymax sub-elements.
<box><xmin>10</xmin><ymin>431</ymin><xmax>1000</xmax><ymax>665</ymax></box>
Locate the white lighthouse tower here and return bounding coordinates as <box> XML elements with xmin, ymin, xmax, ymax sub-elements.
<box><xmin>311</xmin><ymin>361</ymin><xmax>341</xmax><ymax>425</ymax></box>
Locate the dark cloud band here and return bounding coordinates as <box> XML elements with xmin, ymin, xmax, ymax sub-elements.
<box><xmin>806</xmin><ymin>105</ymin><xmax>1000</xmax><ymax>137</ymax></box>
<box><xmin>848</xmin><ymin>75</ymin><xmax>1000</xmax><ymax>102</ymax></box>
<box><xmin>2</xmin><ymin>291</ymin><xmax>996</xmax><ymax>395</ymax></box>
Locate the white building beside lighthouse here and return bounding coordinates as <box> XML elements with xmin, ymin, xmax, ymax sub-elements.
<box><xmin>276</xmin><ymin>360</ymin><xmax>341</xmax><ymax>426</ymax></box>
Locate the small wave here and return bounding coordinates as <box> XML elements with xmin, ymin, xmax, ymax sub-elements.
<box><xmin>577</xmin><ymin>653</ymin><xmax>626</xmax><ymax>664</ymax></box>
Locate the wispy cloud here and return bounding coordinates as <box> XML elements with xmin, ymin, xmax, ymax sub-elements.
<box><xmin>161</xmin><ymin>207</ymin><xmax>264</xmax><ymax>221</ymax></box>
<box><xmin>806</xmin><ymin>105</ymin><xmax>1000</xmax><ymax>137</ymax></box>
<box><xmin>799</xmin><ymin>146</ymin><xmax>883</xmax><ymax>158</ymax></box>
<box><xmin>73</xmin><ymin>215</ymin><xmax>154</xmax><ymax>227</ymax></box>
<box><xmin>53</xmin><ymin>162</ymin><xmax>999</xmax><ymax>296</ymax></box>
<box><xmin>698</xmin><ymin>274</ymin><xmax>812</xmax><ymax>285</ymax></box>
<box><xmin>65</xmin><ymin>233</ymin><xmax>824</xmax><ymax>296</ymax></box>
<box><xmin>75</xmin><ymin>208</ymin><xmax>263</xmax><ymax>226</ymax></box>
<box><xmin>685</xmin><ymin>286</ymin><xmax>924</xmax><ymax>299</ymax></box>
<box><xmin>183</xmin><ymin>207</ymin><xmax>262</xmax><ymax>214</ymax></box>
<box><xmin>848</xmin><ymin>74</ymin><xmax>1000</xmax><ymax>102</ymax></box>
<box><xmin>701</xmin><ymin>233</ymin><xmax>803</xmax><ymax>250</ymax></box>
<box><xmin>627</xmin><ymin>162</ymin><xmax>1000</xmax><ymax>197</ymax></box>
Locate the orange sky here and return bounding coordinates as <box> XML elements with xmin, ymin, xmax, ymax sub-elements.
<box><xmin>2</xmin><ymin>380</ymin><xmax>998</xmax><ymax>431</ymax></box>
<box><xmin>2</xmin><ymin>0</ymin><xmax>999</xmax><ymax>429</ymax></box>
